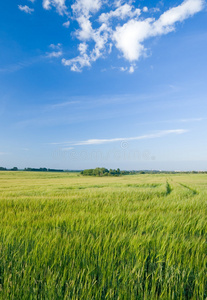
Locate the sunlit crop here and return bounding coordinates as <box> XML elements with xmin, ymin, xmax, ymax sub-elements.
<box><xmin>0</xmin><ymin>171</ymin><xmax>206</xmax><ymax>299</ymax></box>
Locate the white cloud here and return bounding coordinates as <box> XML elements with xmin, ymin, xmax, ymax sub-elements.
<box><xmin>49</xmin><ymin>43</ymin><xmax>62</xmax><ymax>49</ymax></box>
<box><xmin>53</xmin><ymin>129</ymin><xmax>187</xmax><ymax>146</ymax></box>
<box><xmin>72</xmin><ymin>0</ymin><xmax>102</xmax><ymax>17</ymax></box>
<box><xmin>115</xmin><ymin>65</ymin><xmax>135</xmax><ymax>73</ymax></box>
<box><xmin>151</xmin><ymin>7</ymin><xmax>161</xmax><ymax>13</ymax></box>
<box><xmin>99</xmin><ymin>4</ymin><xmax>141</xmax><ymax>23</ymax></box>
<box><xmin>120</xmin><ymin>66</ymin><xmax>128</xmax><ymax>72</ymax></box>
<box><xmin>40</xmin><ymin>0</ymin><xmax>204</xmax><ymax>72</ymax></box>
<box><xmin>76</xmin><ymin>16</ymin><xmax>94</xmax><ymax>40</ymax></box>
<box><xmin>62</xmin><ymin>42</ymin><xmax>91</xmax><ymax>71</ymax></box>
<box><xmin>79</xmin><ymin>43</ymin><xmax>88</xmax><ymax>55</ymax></box>
<box><xmin>73</xmin><ymin>129</ymin><xmax>187</xmax><ymax>145</ymax></box>
<box><xmin>42</xmin><ymin>0</ymin><xmax>67</xmax><ymax>15</ymax></box>
<box><xmin>62</xmin><ymin>22</ymin><xmax>110</xmax><ymax>71</ymax></box>
<box><xmin>43</xmin><ymin>0</ymin><xmax>50</xmax><ymax>10</ymax></box>
<box><xmin>62</xmin><ymin>54</ymin><xmax>91</xmax><ymax>72</ymax></box>
<box><xmin>113</xmin><ymin>0</ymin><xmax>122</xmax><ymax>8</ymax></box>
<box><xmin>90</xmin><ymin>25</ymin><xmax>109</xmax><ymax>61</ymax></box>
<box><xmin>47</xmin><ymin>43</ymin><xmax>63</xmax><ymax>58</ymax></box>
<box><xmin>153</xmin><ymin>0</ymin><xmax>204</xmax><ymax>35</ymax></box>
<box><xmin>62</xmin><ymin>53</ymin><xmax>87</xmax><ymax>72</ymax></box>
<box><xmin>129</xmin><ymin>65</ymin><xmax>135</xmax><ymax>73</ymax></box>
<box><xmin>47</xmin><ymin>51</ymin><xmax>63</xmax><ymax>58</ymax></box>
<box><xmin>61</xmin><ymin>0</ymin><xmax>110</xmax><ymax>71</ymax></box>
<box><xmin>113</xmin><ymin>0</ymin><xmax>204</xmax><ymax>62</ymax></box>
<box><xmin>113</xmin><ymin>19</ymin><xmax>152</xmax><ymax>61</ymax></box>
<box><xmin>108</xmin><ymin>43</ymin><xmax>113</xmax><ymax>54</ymax></box>
<box><xmin>63</xmin><ymin>20</ymin><xmax>70</xmax><ymax>28</ymax></box>
<box><xmin>18</xmin><ymin>5</ymin><xmax>34</xmax><ymax>14</ymax></box>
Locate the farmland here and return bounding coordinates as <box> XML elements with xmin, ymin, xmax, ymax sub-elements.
<box><xmin>0</xmin><ymin>171</ymin><xmax>206</xmax><ymax>299</ymax></box>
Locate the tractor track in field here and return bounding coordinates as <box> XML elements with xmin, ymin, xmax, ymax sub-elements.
<box><xmin>165</xmin><ymin>181</ymin><xmax>172</xmax><ymax>196</ymax></box>
<box><xmin>178</xmin><ymin>183</ymin><xmax>198</xmax><ymax>195</ymax></box>
<box><xmin>165</xmin><ymin>178</ymin><xmax>198</xmax><ymax>197</ymax></box>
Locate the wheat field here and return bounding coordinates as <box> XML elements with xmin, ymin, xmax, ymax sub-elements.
<box><xmin>0</xmin><ymin>171</ymin><xmax>206</xmax><ymax>299</ymax></box>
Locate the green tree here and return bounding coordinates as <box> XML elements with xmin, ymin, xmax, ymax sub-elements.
<box><xmin>11</xmin><ymin>167</ymin><xmax>18</xmax><ymax>171</ymax></box>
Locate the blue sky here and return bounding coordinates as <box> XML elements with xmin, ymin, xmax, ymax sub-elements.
<box><xmin>0</xmin><ymin>0</ymin><xmax>207</xmax><ymax>170</ymax></box>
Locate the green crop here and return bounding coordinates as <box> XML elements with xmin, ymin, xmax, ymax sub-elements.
<box><xmin>0</xmin><ymin>171</ymin><xmax>206</xmax><ymax>299</ymax></box>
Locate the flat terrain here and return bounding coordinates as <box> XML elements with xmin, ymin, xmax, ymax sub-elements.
<box><xmin>0</xmin><ymin>171</ymin><xmax>206</xmax><ymax>299</ymax></box>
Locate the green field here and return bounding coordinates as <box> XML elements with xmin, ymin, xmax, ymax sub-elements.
<box><xmin>0</xmin><ymin>171</ymin><xmax>206</xmax><ymax>299</ymax></box>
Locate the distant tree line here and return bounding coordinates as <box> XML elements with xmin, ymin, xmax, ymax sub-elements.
<box><xmin>0</xmin><ymin>167</ymin><xmax>63</xmax><ymax>172</ymax></box>
<box><xmin>0</xmin><ymin>167</ymin><xmax>207</xmax><ymax>174</ymax></box>
<box><xmin>0</xmin><ymin>167</ymin><xmax>18</xmax><ymax>171</ymax></box>
<box><xmin>81</xmin><ymin>168</ymin><xmax>136</xmax><ymax>176</ymax></box>
<box><xmin>0</xmin><ymin>167</ymin><xmax>7</xmax><ymax>171</ymax></box>
<box><xmin>80</xmin><ymin>168</ymin><xmax>207</xmax><ymax>176</ymax></box>
<box><xmin>24</xmin><ymin>168</ymin><xmax>64</xmax><ymax>172</ymax></box>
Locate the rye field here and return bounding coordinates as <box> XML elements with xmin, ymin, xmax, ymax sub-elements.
<box><xmin>0</xmin><ymin>171</ymin><xmax>206</xmax><ymax>299</ymax></box>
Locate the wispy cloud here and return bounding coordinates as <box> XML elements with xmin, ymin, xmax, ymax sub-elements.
<box><xmin>0</xmin><ymin>59</ymin><xmax>38</xmax><ymax>73</ymax></box>
<box><xmin>0</xmin><ymin>152</ymin><xmax>8</xmax><ymax>155</ymax></box>
<box><xmin>50</xmin><ymin>129</ymin><xmax>188</xmax><ymax>146</ymax></box>
<box><xmin>61</xmin><ymin>147</ymin><xmax>74</xmax><ymax>151</ymax></box>
<box><xmin>18</xmin><ymin>5</ymin><xmax>34</xmax><ymax>14</ymax></box>
<box><xmin>0</xmin><ymin>45</ymin><xmax>63</xmax><ymax>74</ymax></box>
<box><xmin>49</xmin><ymin>43</ymin><xmax>62</xmax><ymax>50</ymax></box>
<box><xmin>16</xmin><ymin>89</ymin><xmax>188</xmax><ymax>128</ymax></box>
<box><xmin>46</xmin><ymin>43</ymin><xmax>63</xmax><ymax>58</ymax></box>
<box><xmin>47</xmin><ymin>51</ymin><xmax>63</xmax><ymax>58</ymax></box>
<box><xmin>140</xmin><ymin>117</ymin><xmax>205</xmax><ymax>125</ymax></box>
<box><xmin>179</xmin><ymin>117</ymin><xmax>205</xmax><ymax>123</ymax></box>
<box><xmin>48</xmin><ymin>101</ymin><xmax>81</xmax><ymax>109</ymax></box>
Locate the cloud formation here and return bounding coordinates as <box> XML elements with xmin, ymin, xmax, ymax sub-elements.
<box><xmin>51</xmin><ymin>129</ymin><xmax>188</xmax><ymax>146</ymax></box>
<box><xmin>113</xmin><ymin>0</ymin><xmax>204</xmax><ymax>62</ymax></box>
<box><xmin>18</xmin><ymin>5</ymin><xmax>34</xmax><ymax>14</ymax></box>
<box><xmin>99</xmin><ymin>4</ymin><xmax>141</xmax><ymax>23</ymax></box>
<box><xmin>43</xmin><ymin>0</ymin><xmax>67</xmax><ymax>15</ymax></box>
<box><xmin>24</xmin><ymin>0</ymin><xmax>204</xmax><ymax>71</ymax></box>
<box><xmin>62</xmin><ymin>0</ymin><xmax>204</xmax><ymax>72</ymax></box>
<box><xmin>46</xmin><ymin>43</ymin><xmax>63</xmax><ymax>58</ymax></box>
